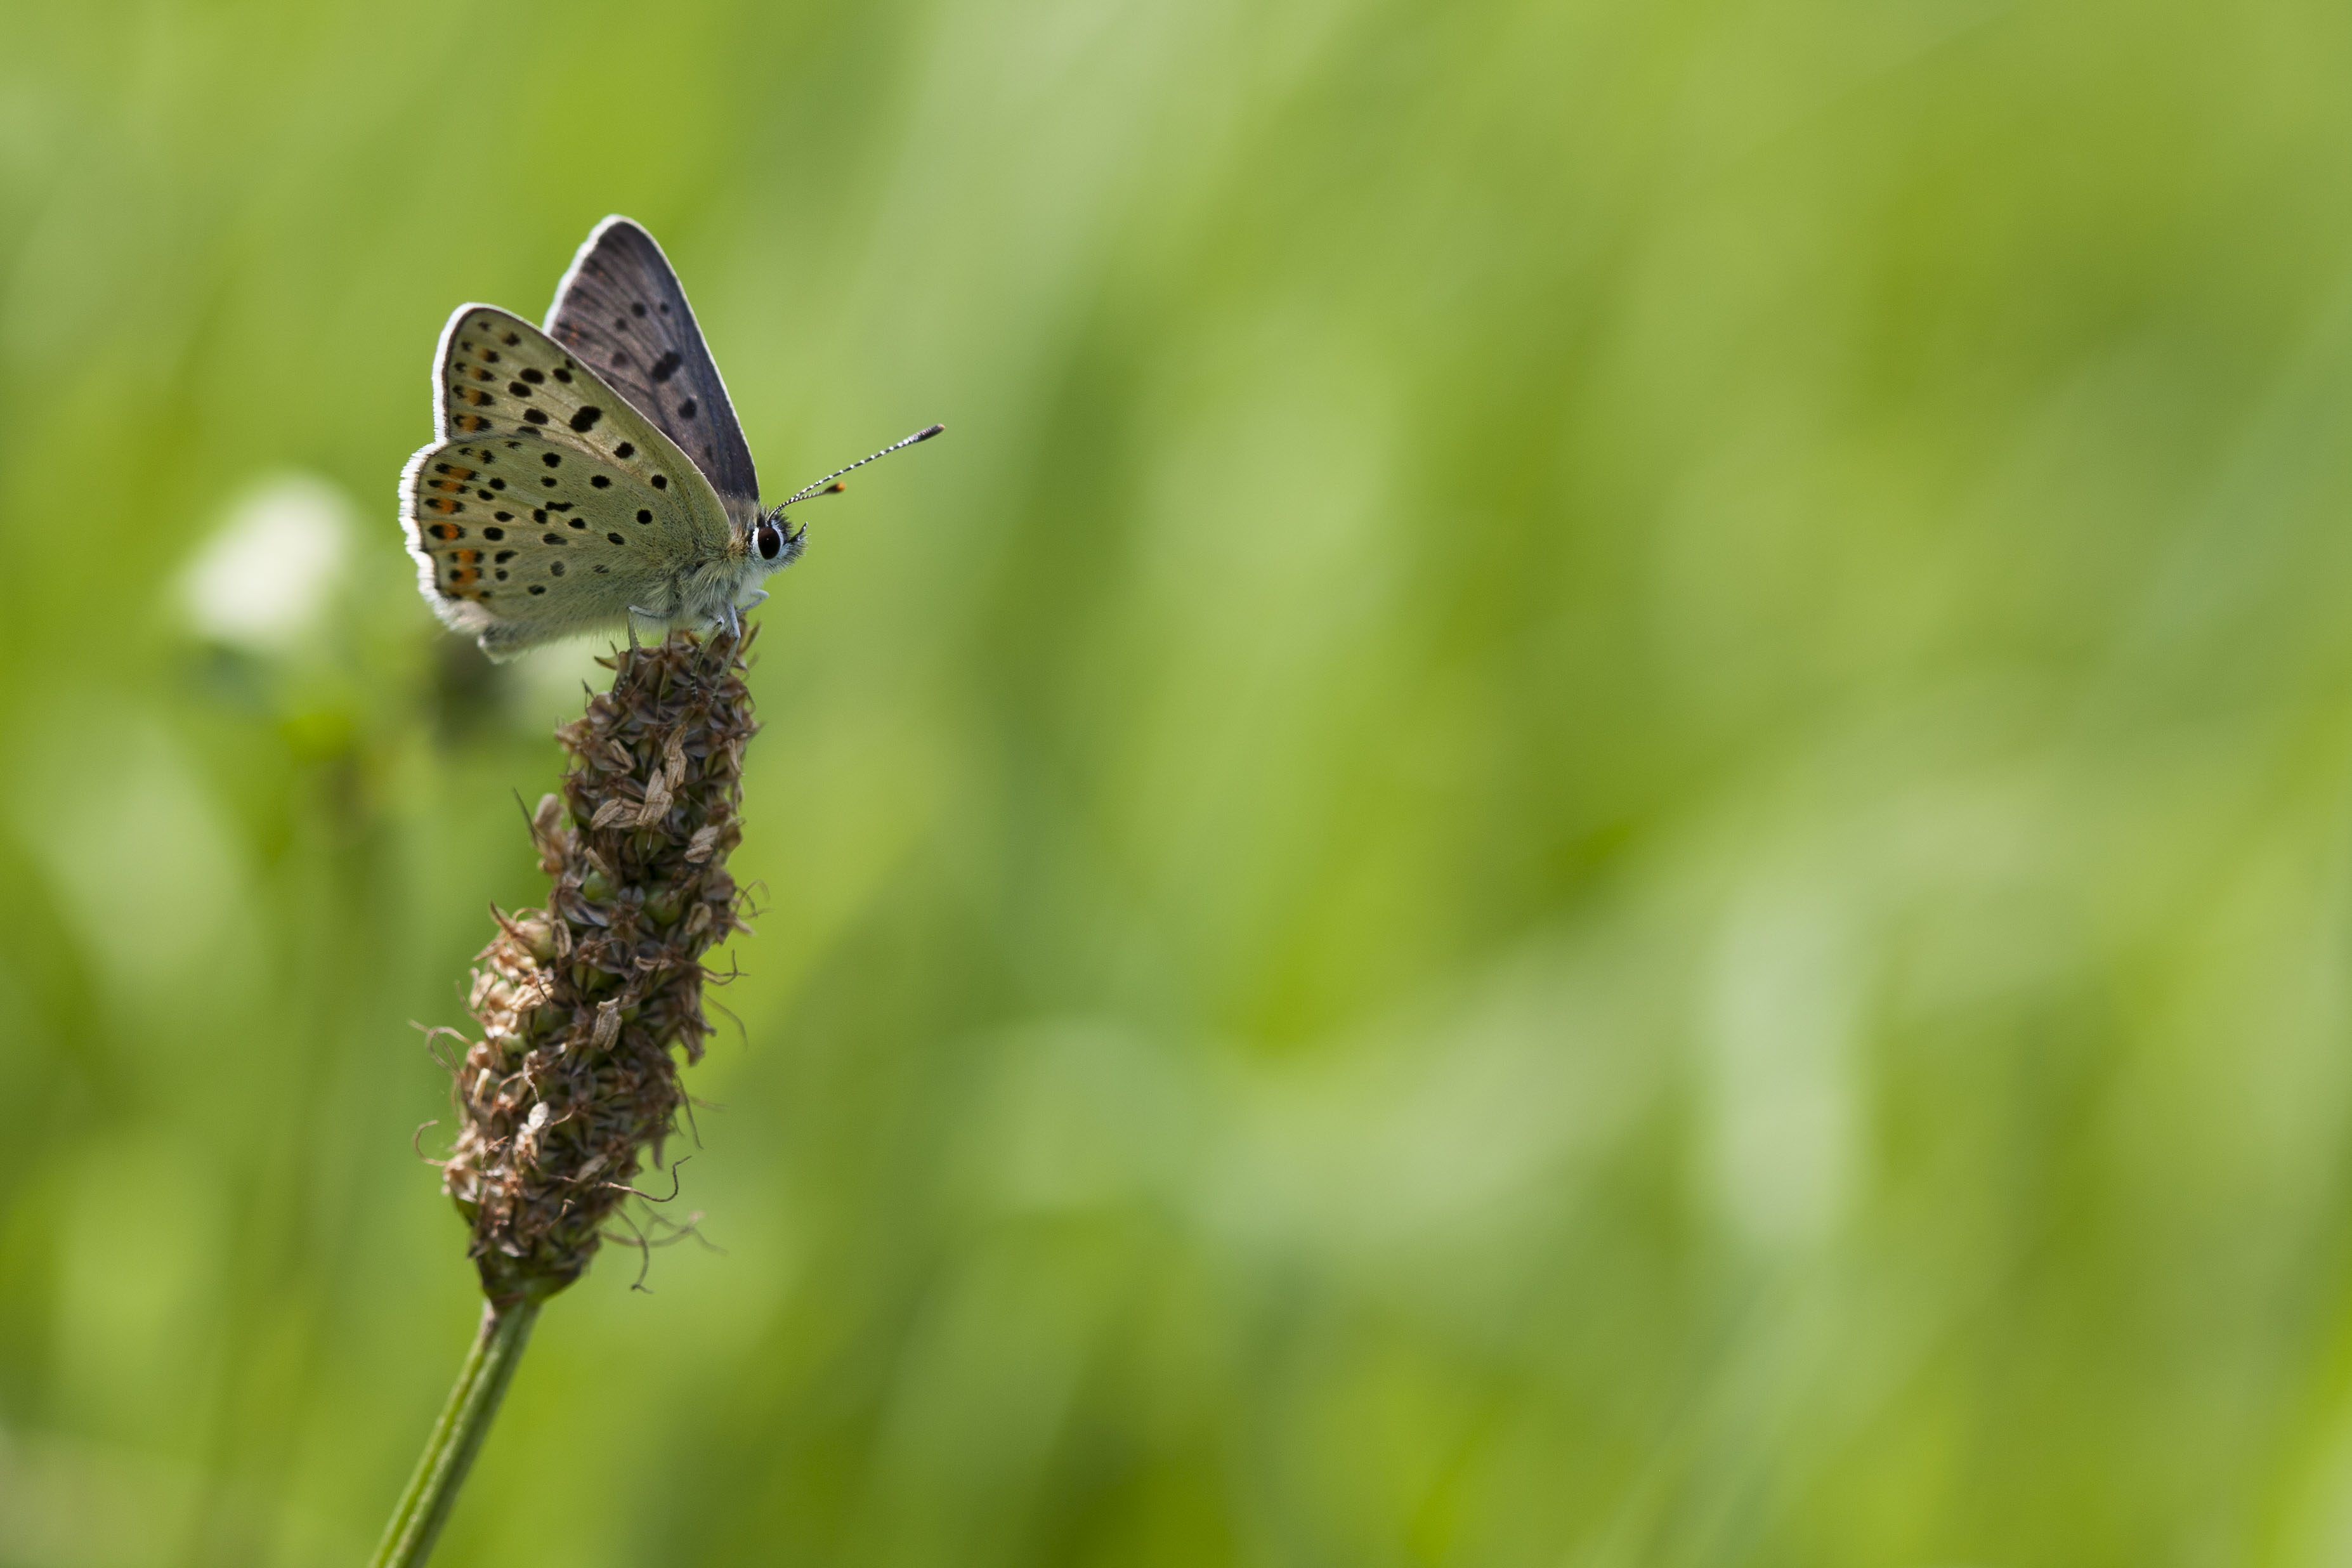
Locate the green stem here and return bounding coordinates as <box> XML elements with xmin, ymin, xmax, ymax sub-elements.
<box><xmin>369</xmin><ymin>1298</ymin><xmax>542</xmax><ymax>1568</ymax></box>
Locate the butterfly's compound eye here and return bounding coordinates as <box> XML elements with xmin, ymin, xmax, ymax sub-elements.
<box><xmin>754</xmin><ymin>519</ymin><xmax>785</xmax><ymax>561</ymax></box>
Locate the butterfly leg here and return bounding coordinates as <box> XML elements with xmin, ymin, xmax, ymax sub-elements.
<box><xmin>738</xmin><ymin>589</ymin><xmax>770</xmax><ymax>611</ymax></box>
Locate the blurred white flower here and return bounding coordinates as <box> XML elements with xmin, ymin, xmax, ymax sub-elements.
<box><xmin>180</xmin><ymin>472</ymin><xmax>356</xmax><ymax>650</ymax></box>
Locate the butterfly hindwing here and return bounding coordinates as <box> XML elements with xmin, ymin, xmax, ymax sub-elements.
<box><xmin>402</xmin><ymin>435</ymin><xmax>696</xmax><ymax>651</ymax></box>
<box><xmin>402</xmin><ymin>304</ymin><xmax>745</xmax><ymax>658</ymax></box>
<box><xmin>543</xmin><ymin>217</ymin><xmax>761</xmax><ymax>519</ymax></box>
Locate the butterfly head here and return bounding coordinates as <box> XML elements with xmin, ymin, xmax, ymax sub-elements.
<box><xmin>751</xmin><ymin>512</ymin><xmax>806</xmax><ymax>572</ymax></box>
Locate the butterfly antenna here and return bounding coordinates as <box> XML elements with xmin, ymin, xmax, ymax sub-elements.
<box><xmin>778</xmin><ymin>424</ymin><xmax>944</xmax><ymax>510</ymax></box>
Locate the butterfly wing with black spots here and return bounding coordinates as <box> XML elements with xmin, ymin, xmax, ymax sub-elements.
<box><xmin>543</xmin><ymin>216</ymin><xmax>761</xmax><ymax>524</ymax></box>
<box><xmin>400</xmin><ymin>304</ymin><xmax>754</xmax><ymax>659</ymax></box>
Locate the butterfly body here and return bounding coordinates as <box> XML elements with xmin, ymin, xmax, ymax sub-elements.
<box><xmin>402</xmin><ymin>219</ymin><xmax>807</xmax><ymax>660</ymax></box>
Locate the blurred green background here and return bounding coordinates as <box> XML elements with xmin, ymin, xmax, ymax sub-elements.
<box><xmin>5</xmin><ymin>0</ymin><xmax>2352</xmax><ymax>1562</ymax></box>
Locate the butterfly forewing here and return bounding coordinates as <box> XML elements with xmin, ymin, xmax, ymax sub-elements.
<box><xmin>543</xmin><ymin>218</ymin><xmax>761</xmax><ymax>518</ymax></box>
<box><xmin>424</xmin><ymin>306</ymin><xmax>721</xmax><ymax>517</ymax></box>
<box><xmin>402</xmin><ymin>305</ymin><xmax>738</xmax><ymax>657</ymax></box>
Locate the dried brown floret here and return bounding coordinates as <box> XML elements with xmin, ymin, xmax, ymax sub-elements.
<box><xmin>437</xmin><ymin>627</ymin><xmax>756</xmax><ymax>1303</ymax></box>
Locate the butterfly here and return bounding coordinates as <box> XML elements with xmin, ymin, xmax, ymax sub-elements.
<box><xmin>401</xmin><ymin>215</ymin><xmax>940</xmax><ymax>660</ymax></box>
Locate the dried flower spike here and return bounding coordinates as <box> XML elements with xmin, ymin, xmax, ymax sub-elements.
<box><xmin>440</xmin><ymin>626</ymin><xmax>757</xmax><ymax>1303</ymax></box>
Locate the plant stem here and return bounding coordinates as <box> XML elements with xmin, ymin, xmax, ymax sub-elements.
<box><xmin>369</xmin><ymin>1298</ymin><xmax>542</xmax><ymax>1568</ymax></box>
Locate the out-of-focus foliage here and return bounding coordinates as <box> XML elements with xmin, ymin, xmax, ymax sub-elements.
<box><xmin>5</xmin><ymin>0</ymin><xmax>2352</xmax><ymax>1563</ymax></box>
